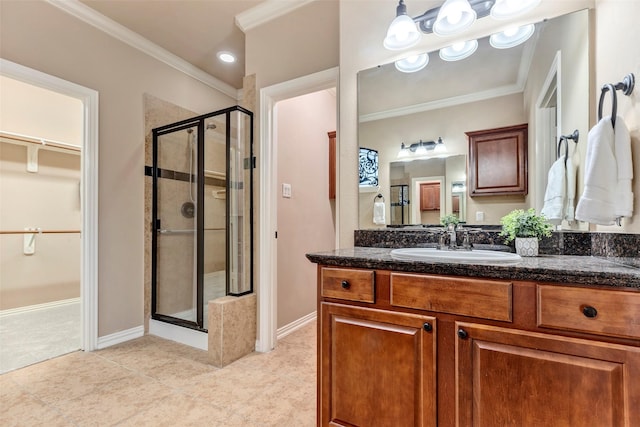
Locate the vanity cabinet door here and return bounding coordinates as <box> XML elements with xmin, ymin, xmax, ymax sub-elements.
<box><xmin>467</xmin><ymin>123</ymin><xmax>528</xmax><ymax>196</ymax></box>
<box><xmin>455</xmin><ymin>322</ymin><xmax>640</xmax><ymax>426</ymax></box>
<box><xmin>320</xmin><ymin>302</ymin><xmax>437</xmax><ymax>427</ymax></box>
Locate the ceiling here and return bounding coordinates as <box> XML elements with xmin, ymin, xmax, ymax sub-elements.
<box><xmin>78</xmin><ymin>0</ymin><xmax>267</xmax><ymax>89</ymax></box>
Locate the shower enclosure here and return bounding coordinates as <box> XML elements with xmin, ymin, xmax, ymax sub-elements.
<box><xmin>151</xmin><ymin>106</ymin><xmax>253</xmax><ymax>331</ymax></box>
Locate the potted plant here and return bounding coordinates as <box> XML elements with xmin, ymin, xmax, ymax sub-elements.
<box><xmin>499</xmin><ymin>208</ymin><xmax>553</xmax><ymax>256</ymax></box>
<box><xmin>440</xmin><ymin>214</ymin><xmax>460</xmax><ymax>229</ymax></box>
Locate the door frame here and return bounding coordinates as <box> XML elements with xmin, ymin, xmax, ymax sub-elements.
<box><xmin>1</xmin><ymin>58</ymin><xmax>99</xmax><ymax>351</ymax></box>
<box><xmin>257</xmin><ymin>67</ymin><xmax>338</xmax><ymax>352</ymax></box>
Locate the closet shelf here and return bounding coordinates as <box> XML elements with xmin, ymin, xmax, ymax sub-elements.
<box><xmin>0</xmin><ymin>131</ymin><xmax>81</xmax><ymax>154</ymax></box>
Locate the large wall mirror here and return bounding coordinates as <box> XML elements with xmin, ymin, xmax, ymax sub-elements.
<box><xmin>358</xmin><ymin>8</ymin><xmax>590</xmax><ymax>229</ymax></box>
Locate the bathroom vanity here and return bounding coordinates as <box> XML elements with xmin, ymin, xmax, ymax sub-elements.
<box><xmin>307</xmin><ymin>247</ymin><xmax>640</xmax><ymax>426</ymax></box>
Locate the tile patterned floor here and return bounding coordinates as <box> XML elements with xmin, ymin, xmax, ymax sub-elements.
<box><xmin>0</xmin><ymin>321</ymin><xmax>317</xmax><ymax>426</ymax></box>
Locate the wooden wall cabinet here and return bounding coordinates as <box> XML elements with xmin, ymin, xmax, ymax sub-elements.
<box><xmin>327</xmin><ymin>131</ymin><xmax>336</xmax><ymax>200</ymax></box>
<box><xmin>317</xmin><ymin>267</ymin><xmax>640</xmax><ymax>426</ymax></box>
<box><xmin>467</xmin><ymin>123</ymin><xmax>528</xmax><ymax>196</ymax></box>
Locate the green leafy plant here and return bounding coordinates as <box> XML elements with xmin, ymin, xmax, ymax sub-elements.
<box><xmin>440</xmin><ymin>214</ymin><xmax>460</xmax><ymax>228</ymax></box>
<box><xmin>499</xmin><ymin>208</ymin><xmax>553</xmax><ymax>244</ymax></box>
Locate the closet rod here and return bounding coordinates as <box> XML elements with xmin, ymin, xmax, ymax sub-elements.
<box><xmin>0</xmin><ymin>230</ymin><xmax>81</xmax><ymax>235</ymax></box>
<box><xmin>0</xmin><ymin>131</ymin><xmax>81</xmax><ymax>152</ymax></box>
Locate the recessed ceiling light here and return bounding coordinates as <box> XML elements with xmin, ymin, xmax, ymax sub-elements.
<box><xmin>217</xmin><ymin>51</ymin><xmax>236</xmax><ymax>63</ymax></box>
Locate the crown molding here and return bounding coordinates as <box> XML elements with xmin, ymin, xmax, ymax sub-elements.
<box><xmin>235</xmin><ymin>0</ymin><xmax>315</xmax><ymax>32</ymax></box>
<box><xmin>46</xmin><ymin>0</ymin><xmax>240</xmax><ymax>99</ymax></box>
<box><xmin>359</xmin><ymin>83</ymin><xmax>525</xmax><ymax>123</ymax></box>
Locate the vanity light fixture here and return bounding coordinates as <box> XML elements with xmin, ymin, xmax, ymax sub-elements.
<box><xmin>398</xmin><ymin>143</ymin><xmax>410</xmax><ymax>158</ymax></box>
<box><xmin>397</xmin><ymin>137</ymin><xmax>446</xmax><ymax>159</ymax></box>
<box><xmin>433</xmin><ymin>0</ymin><xmax>477</xmax><ymax>36</ymax></box>
<box><xmin>490</xmin><ymin>0</ymin><xmax>542</xmax><ymax>20</ymax></box>
<box><xmin>439</xmin><ymin>39</ymin><xmax>478</xmax><ymax>61</ymax></box>
<box><xmin>490</xmin><ymin>24</ymin><xmax>535</xmax><ymax>49</ymax></box>
<box><xmin>395</xmin><ymin>52</ymin><xmax>429</xmax><ymax>73</ymax></box>
<box><xmin>384</xmin><ymin>0</ymin><xmax>422</xmax><ymax>50</ymax></box>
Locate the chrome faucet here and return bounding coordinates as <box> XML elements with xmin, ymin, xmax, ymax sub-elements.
<box><xmin>447</xmin><ymin>224</ymin><xmax>458</xmax><ymax>249</ymax></box>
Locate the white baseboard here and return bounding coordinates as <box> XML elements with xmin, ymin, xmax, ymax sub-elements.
<box><xmin>97</xmin><ymin>325</ymin><xmax>144</xmax><ymax>349</ymax></box>
<box><xmin>276</xmin><ymin>311</ymin><xmax>317</xmax><ymax>341</ymax></box>
<box><xmin>149</xmin><ymin>319</ymin><xmax>207</xmax><ymax>350</ymax></box>
<box><xmin>0</xmin><ymin>297</ymin><xmax>80</xmax><ymax>318</ymax></box>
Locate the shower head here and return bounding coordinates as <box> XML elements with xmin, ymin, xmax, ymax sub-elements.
<box><xmin>206</xmin><ymin>123</ymin><xmax>217</xmax><ymax>130</ymax></box>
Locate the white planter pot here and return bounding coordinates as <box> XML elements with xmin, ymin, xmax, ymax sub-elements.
<box><xmin>515</xmin><ymin>237</ymin><xmax>539</xmax><ymax>257</ymax></box>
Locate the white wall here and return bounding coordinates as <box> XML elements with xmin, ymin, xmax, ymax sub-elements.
<box><xmin>276</xmin><ymin>90</ymin><xmax>336</xmax><ymax>328</ymax></box>
<box><xmin>0</xmin><ymin>0</ymin><xmax>236</xmax><ymax>336</ymax></box>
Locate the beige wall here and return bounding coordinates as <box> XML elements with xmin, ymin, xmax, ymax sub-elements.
<box><xmin>594</xmin><ymin>0</ymin><xmax>640</xmax><ymax>233</ymax></box>
<box><xmin>359</xmin><ymin>93</ymin><xmax>527</xmax><ymax>227</ymax></box>
<box><xmin>0</xmin><ymin>76</ymin><xmax>84</xmax><ymax>146</ymax></box>
<box><xmin>276</xmin><ymin>90</ymin><xmax>336</xmax><ymax>329</ymax></box>
<box><xmin>244</xmin><ymin>1</ymin><xmax>339</xmax><ymax>90</ymax></box>
<box><xmin>0</xmin><ymin>0</ymin><xmax>236</xmax><ymax>337</ymax></box>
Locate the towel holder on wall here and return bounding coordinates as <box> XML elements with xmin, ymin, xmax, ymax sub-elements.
<box><xmin>558</xmin><ymin>129</ymin><xmax>579</xmax><ymax>166</ymax></box>
<box><xmin>598</xmin><ymin>73</ymin><xmax>635</xmax><ymax>129</ymax></box>
<box><xmin>374</xmin><ymin>193</ymin><xmax>385</xmax><ymax>203</ymax></box>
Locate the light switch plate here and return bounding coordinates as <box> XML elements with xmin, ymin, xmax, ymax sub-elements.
<box><xmin>476</xmin><ymin>211</ymin><xmax>484</xmax><ymax>221</ymax></box>
<box><xmin>282</xmin><ymin>183</ymin><xmax>292</xmax><ymax>198</ymax></box>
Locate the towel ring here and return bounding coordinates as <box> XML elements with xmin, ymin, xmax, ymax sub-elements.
<box><xmin>557</xmin><ymin>130</ymin><xmax>579</xmax><ymax>167</ymax></box>
<box><xmin>375</xmin><ymin>193</ymin><xmax>385</xmax><ymax>203</ymax></box>
<box><xmin>598</xmin><ymin>83</ymin><xmax>618</xmax><ymax>129</ymax></box>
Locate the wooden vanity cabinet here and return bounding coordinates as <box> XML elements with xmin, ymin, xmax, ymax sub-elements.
<box><xmin>317</xmin><ymin>266</ymin><xmax>640</xmax><ymax>427</ymax></box>
<box><xmin>455</xmin><ymin>322</ymin><xmax>640</xmax><ymax>426</ymax></box>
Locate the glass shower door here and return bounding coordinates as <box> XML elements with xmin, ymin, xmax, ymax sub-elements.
<box><xmin>153</xmin><ymin>124</ymin><xmax>200</xmax><ymax>327</ymax></box>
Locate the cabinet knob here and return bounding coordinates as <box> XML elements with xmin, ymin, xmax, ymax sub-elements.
<box><xmin>582</xmin><ymin>305</ymin><xmax>598</xmax><ymax>318</ymax></box>
<box><xmin>423</xmin><ymin>322</ymin><xmax>433</xmax><ymax>332</ymax></box>
<box><xmin>457</xmin><ymin>328</ymin><xmax>468</xmax><ymax>339</ymax></box>
<box><xmin>341</xmin><ymin>280</ymin><xmax>350</xmax><ymax>289</ymax></box>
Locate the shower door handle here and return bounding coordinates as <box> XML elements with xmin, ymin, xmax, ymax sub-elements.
<box><xmin>158</xmin><ymin>229</ymin><xmax>195</xmax><ymax>235</ymax></box>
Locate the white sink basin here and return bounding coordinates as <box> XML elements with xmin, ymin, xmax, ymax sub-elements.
<box><xmin>390</xmin><ymin>248</ymin><xmax>522</xmax><ymax>263</ymax></box>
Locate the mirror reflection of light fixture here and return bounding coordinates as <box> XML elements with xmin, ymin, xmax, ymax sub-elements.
<box><xmin>384</xmin><ymin>0</ymin><xmax>422</xmax><ymax>50</ymax></box>
<box><xmin>433</xmin><ymin>0</ymin><xmax>477</xmax><ymax>36</ymax></box>
<box><xmin>398</xmin><ymin>143</ymin><xmax>410</xmax><ymax>158</ymax></box>
<box><xmin>439</xmin><ymin>39</ymin><xmax>478</xmax><ymax>61</ymax></box>
<box><xmin>397</xmin><ymin>137</ymin><xmax>447</xmax><ymax>159</ymax></box>
<box><xmin>395</xmin><ymin>52</ymin><xmax>429</xmax><ymax>73</ymax></box>
<box><xmin>490</xmin><ymin>0</ymin><xmax>542</xmax><ymax>20</ymax></box>
<box><xmin>490</xmin><ymin>24</ymin><xmax>535</xmax><ymax>49</ymax></box>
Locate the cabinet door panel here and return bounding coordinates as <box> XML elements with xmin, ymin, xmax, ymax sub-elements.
<box><xmin>320</xmin><ymin>303</ymin><xmax>436</xmax><ymax>427</ymax></box>
<box><xmin>456</xmin><ymin>322</ymin><xmax>640</xmax><ymax>426</ymax></box>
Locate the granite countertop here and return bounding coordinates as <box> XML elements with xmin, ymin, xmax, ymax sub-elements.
<box><xmin>306</xmin><ymin>247</ymin><xmax>640</xmax><ymax>289</ymax></box>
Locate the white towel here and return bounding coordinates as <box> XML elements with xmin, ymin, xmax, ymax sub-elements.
<box><xmin>613</xmin><ymin>118</ymin><xmax>633</xmax><ymax>218</ymax></box>
<box><xmin>575</xmin><ymin>116</ymin><xmax>633</xmax><ymax>225</ymax></box>
<box><xmin>565</xmin><ymin>153</ymin><xmax>576</xmax><ymax>222</ymax></box>
<box><xmin>541</xmin><ymin>156</ymin><xmax>566</xmax><ymax>225</ymax></box>
<box><xmin>373</xmin><ymin>201</ymin><xmax>386</xmax><ymax>225</ymax></box>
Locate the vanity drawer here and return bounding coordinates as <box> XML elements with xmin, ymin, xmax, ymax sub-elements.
<box><xmin>321</xmin><ymin>268</ymin><xmax>375</xmax><ymax>303</ymax></box>
<box><xmin>390</xmin><ymin>273</ymin><xmax>512</xmax><ymax>321</ymax></box>
<box><xmin>537</xmin><ymin>285</ymin><xmax>640</xmax><ymax>339</ymax></box>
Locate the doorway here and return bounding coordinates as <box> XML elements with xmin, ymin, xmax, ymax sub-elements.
<box><xmin>0</xmin><ymin>59</ymin><xmax>98</xmax><ymax>372</ymax></box>
<box><xmin>257</xmin><ymin>67</ymin><xmax>338</xmax><ymax>352</ymax></box>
